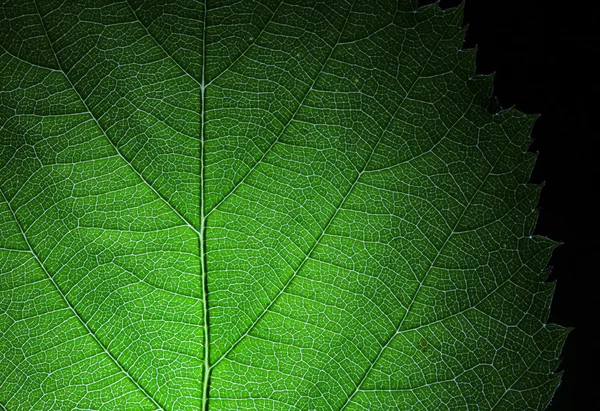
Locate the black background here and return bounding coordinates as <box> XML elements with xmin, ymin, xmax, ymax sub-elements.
<box><xmin>416</xmin><ymin>0</ymin><xmax>589</xmax><ymax>409</ymax></box>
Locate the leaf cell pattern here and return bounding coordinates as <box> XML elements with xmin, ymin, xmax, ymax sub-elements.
<box><xmin>0</xmin><ymin>1</ymin><xmax>568</xmax><ymax>410</ymax></box>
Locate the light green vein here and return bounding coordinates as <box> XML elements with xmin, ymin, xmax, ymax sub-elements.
<box><xmin>338</xmin><ymin>138</ymin><xmax>514</xmax><ymax>411</ymax></box>
<box><xmin>200</xmin><ymin>2</ymin><xmax>211</xmax><ymax>410</ymax></box>
<box><xmin>0</xmin><ymin>186</ymin><xmax>166</xmax><ymax>411</ymax></box>
<box><xmin>32</xmin><ymin>0</ymin><xmax>202</xmax><ymax>239</ymax></box>
<box><xmin>205</xmin><ymin>0</ymin><xmax>354</xmax><ymax>219</ymax></box>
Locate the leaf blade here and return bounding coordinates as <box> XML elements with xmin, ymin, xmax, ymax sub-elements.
<box><xmin>0</xmin><ymin>1</ymin><xmax>567</xmax><ymax>410</ymax></box>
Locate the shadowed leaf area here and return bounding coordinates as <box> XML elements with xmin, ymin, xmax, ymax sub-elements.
<box><xmin>0</xmin><ymin>0</ymin><xmax>568</xmax><ymax>410</ymax></box>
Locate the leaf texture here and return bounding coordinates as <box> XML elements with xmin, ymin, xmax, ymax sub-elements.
<box><xmin>0</xmin><ymin>1</ymin><xmax>568</xmax><ymax>410</ymax></box>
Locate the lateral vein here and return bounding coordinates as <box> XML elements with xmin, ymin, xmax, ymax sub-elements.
<box><xmin>31</xmin><ymin>0</ymin><xmax>201</xmax><ymax>239</ymax></box>
<box><xmin>0</xmin><ymin>187</ymin><xmax>166</xmax><ymax>411</ymax></box>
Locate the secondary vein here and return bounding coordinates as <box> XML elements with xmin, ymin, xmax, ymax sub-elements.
<box><xmin>0</xmin><ymin>187</ymin><xmax>166</xmax><ymax>411</ymax></box>
<box><xmin>30</xmin><ymin>3</ymin><xmax>201</xmax><ymax>240</ymax></box>
<box><xmin>123</xmin><ymin>0</ymin><xmax>203</xmax><ymax>88</ymax></box>
<box><xmin>209</xmin><ymin>0</ymin><xmax>358</xmax><ymax>372</ymax></box>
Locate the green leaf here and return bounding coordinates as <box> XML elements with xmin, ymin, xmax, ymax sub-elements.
<box><xmin>0</xmin><ymin>1</ymin><xmax>568</xmax><ymax>410</ymax></box>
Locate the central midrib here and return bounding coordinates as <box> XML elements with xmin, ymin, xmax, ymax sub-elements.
<box><xmin>200</xmin><ymin>1</ymin><xmax>211</xmax><ymax>410</ymax></box>
<box><xmin>197</xmin><ymin>2</ymin><xmax>356</xmax><ymax>407</ymax></box>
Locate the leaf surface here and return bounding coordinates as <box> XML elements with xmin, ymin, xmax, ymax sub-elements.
<box><xmin>0</xmin><ymin>1</ymin><xmax>567</xmax><ymax>410</ymax></box>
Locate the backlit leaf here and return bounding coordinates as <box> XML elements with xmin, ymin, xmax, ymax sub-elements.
<box><xmin>0</xmin><ymin>1</ymin><xmax>568</xmax><ymax>410</ymax></box>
